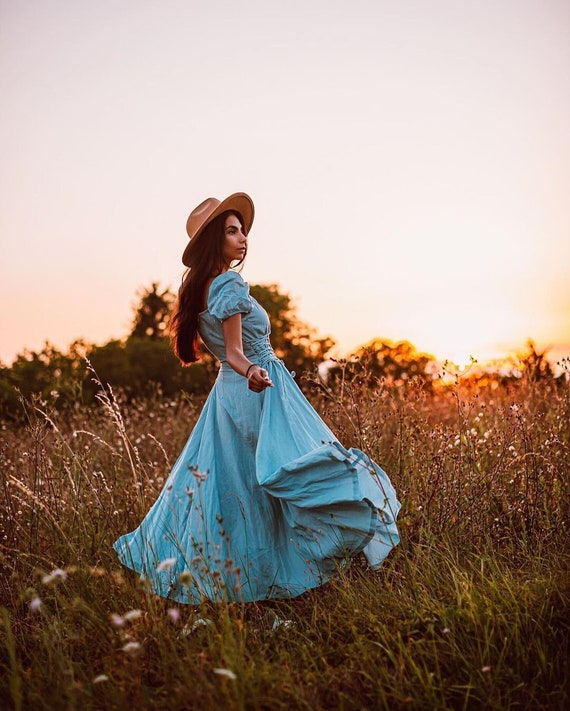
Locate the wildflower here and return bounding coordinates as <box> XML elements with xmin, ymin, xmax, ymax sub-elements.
<box><xmin>89</xmin><ymin>566</ymin><xmax>106</xmax><ymax>577</ymax></box>
<box><xmin>271</xmin><ymin>613</ymin><xmax>296</xmax><ymax>631</ymax></box>
<box><xmin>110</xmin><ymin>613</ymin><xmax>125</xmax><ymax>627</ymax></box>
<box><xmin>123</xmin><ymin>609</ymin><xmax>143</xmax><ymax>622</ymax></box>
<box><xmin>29</xmin><ymin>595</ymin><xmax>42</xmax><ymax>612</ymax></box>
<box><xmin>121</xmin><ymin>641</ymin><xmax>141</xmax><ymax>655</ymax></box>
<box><xmin>167</xmin><ymin>608</ymin><xmax>181</xmax><ymax>623</ymax></box>
<box><xmin>180</xmin><ymin>617</ymin><xmax>214</xmax><ymax>636</ymax></box>
<box><xmin>481</xmin><ymin>666</ymin><xmax>491</xmax><ymax>673</ymax></box>
<box><xmin>179</xmin><ymin>570</ymin><xmax>192</xmax><ymax>585</ymax></box>
<box><xmin>41</xmin><ymin>568</ymin><xmax>67</xmax><ymax>585</ymax></box>
<box><xmin>214</xmin><ymin>668</ymin><xmax>237</xmax><ymax>680</ymax></box>
<box><xmin>442</xmin><ymin>628</ymin><xmax>450</xmax><ymax>634</ymax></box>
<box><xmin>93</xmin><ymin>674</ymin><xmax>109</xmax><ymax>684</ymax></box>
<box><xmin>157</xmin><ymin>557</ymin><xmax>177</xmax><ymax>573</ymax></box>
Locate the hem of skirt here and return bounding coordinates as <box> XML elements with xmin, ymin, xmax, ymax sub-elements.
<box><xmin>113</xmin><ymin>545</ymin><xmax>376</xmax><ymax>605</ymax></box>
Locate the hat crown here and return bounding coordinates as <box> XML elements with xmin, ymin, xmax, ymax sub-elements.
<box><xmin>186</xmin><ymin>198</ymin><xmax>219</xmax><ymax>239</ymax></box>
<box><xmin>192</xmin><ymin>197</ymin><xmax>220</xmax><ymax>219</ymax></box>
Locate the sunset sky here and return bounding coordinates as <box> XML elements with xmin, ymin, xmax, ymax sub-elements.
<box><xmin>1</xmin><ymin>0</ymin><xmax>569</xmax><ymax>368</ymax></box>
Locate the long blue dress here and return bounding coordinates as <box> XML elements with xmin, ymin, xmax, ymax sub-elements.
<box><xmin>113</xmin><ymin>271</ymin><xmax>400</xmax><ymax>603</ymax></box>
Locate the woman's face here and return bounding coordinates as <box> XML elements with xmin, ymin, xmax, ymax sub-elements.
<box><xmin>222</xmin><ymin>213</ymin><xmax>247</xmax><ymax>265</ymax></box>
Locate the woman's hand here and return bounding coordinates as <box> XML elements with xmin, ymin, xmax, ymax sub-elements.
<box><xmin>247</xmin><ymin>365</ymin><xmax>273</xmax><ymax>392</ymax></box>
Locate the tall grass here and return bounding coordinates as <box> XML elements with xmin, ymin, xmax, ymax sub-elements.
<box><xmin>1</xmin><ymin>365</ymin><xmax>569</xmax><ymax>710</ymax></box>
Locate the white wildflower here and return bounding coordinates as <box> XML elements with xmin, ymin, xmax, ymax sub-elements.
<box><xmin>42</xmin><ymin>568</ymin><xmax>67</xmax><ymax>585</ymax></box>
<box><xmin>29</xmin><ymin>595</ymin><xmax>42</xmax><ymax>612</ymax></box>
<box><xmin>271</xmin><ymin>614</ymin><xmax>296</xmax><ymax>631</ymax></box>
<box><xmin>110</xmin><ymin>613</ymin><xmax>125</xmax><ymax>627</ymax></box>
<box><xmin>121</xmin><ymin>641</ymin><xmax>141</xmax><ymax>655</ymax></box>
<box><xmin>123</xmin><ymin>609</ymin><xmax>143</xmax><ymax>622</ymax></box>
<box><xmin>180</xmin><ymin>617</ymin><xmax>214</xmax><ymax>636</ymax></box>
<box><xmin>167</xmin><ymin>608</ymin><xmax>181</xmax><ymax>623</ymax></box>
<box><xmin>93</xmin><ymin>674</ymin><xmax>109</xmax><ymax>684</ymax></box>
<box><xmin>156</xmin><ymin>557</ymin><xmax>177</xmax><ymax>573</ymax></box>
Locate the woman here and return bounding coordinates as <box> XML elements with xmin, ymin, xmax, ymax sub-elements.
<box><xmin>113</xmin><ymin>192</ymin><xmax>400</xmax><ymax>604</ymax></box>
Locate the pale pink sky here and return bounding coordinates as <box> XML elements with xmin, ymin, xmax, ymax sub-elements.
<box><xmin>1</xmin><ymin>0</ymin><xmax>569</xmax><ymax>367</ymax></box>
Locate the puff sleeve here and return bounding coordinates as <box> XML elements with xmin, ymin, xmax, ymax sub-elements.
<box><xmin>208</xmin><ymin>271</ymin><xmax>253</xmax><ymax>321</ymax></box>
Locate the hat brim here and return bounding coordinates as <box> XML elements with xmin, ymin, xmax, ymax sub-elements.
<box><xmin>182</xmin><ymin>192</ymin><xmax>254</xmax><ymax>267</ymax></box>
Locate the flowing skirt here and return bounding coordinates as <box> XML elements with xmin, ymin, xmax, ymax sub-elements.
<box><xmin>113</xmin><ymin>360</ymin><xmax>400</xmax><ymax>603</ymax></box>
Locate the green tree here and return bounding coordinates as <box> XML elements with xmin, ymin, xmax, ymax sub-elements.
<box><xmin>249</xmin><ymin>284</ymin><xmax>334</xmax><ymax>376</ymax></box>
<box><xmin>0</xmin><ymin>280</ymin><xmax>336</xmax><ymax>418</ymax></box>
<box><xmin>327</xmin><ymin>338</ymin><xmax>436</xmax><ymax>390</ymax></box>
<box><xmin>515</xmin><ymin>339</ymin><xmax>556</xmax><ymax>381</ymax></box>
<box><xmin>85</xmin><ymin>337</ymin><xmax>212</xmax><ymax>399</ymax></box>
<box><xmin>130</xmin><ymin>283</ymin><xmax>175</xmax><ymax>340</ymax></box>
<box><xmin>0</xmin><ymin>340</ymin><xmax>87</xmax><ymax>419</ymax></box>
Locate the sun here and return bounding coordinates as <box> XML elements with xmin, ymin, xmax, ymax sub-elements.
<box><xmin>414</xmin><ymin>313</ymin><xmax>511</xmax><ymax>370</ymax></box>
<box><xmin>446</xmin><ymin>351</ymin><xmax>478</xmax><ymax>370</ymax></box>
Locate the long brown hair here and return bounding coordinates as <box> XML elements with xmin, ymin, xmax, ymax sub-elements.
<box><xmin>169</xmin><ymin>210</ymin><xmax>245</xmax><ymax>364</ymax></box>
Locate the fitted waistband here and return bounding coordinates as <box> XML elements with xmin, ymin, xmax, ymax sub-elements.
<box><xmin>244</xmin><ymin>337</ymin><xmax>278</xmax><ymax>364</ymax></box>
<box><xmin>219</xmin><ymin>336</ymin><xmax>279</xmax><ymax>370</ymax></box>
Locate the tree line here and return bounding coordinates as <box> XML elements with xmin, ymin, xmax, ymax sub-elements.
<box><xmin>0</xmin><ymin>282</ymin><xmax>559</xmax><ymax>421</ymax></box>
<box><xmin>0</xmin><ymin>282</ymin><xmax>338</xmax><ymax>419</ymax></box>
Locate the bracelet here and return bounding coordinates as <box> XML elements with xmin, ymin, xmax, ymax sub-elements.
<box><xmin>245</xmin><ymin>363</ymin><xmax>257</xmax><ymax>379</ymax></box>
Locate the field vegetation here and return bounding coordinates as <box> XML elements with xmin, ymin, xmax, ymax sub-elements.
<box><xmin>1</xmin><ymin>283</ymin><xmax>569</xmax><ymax>709</ymax></box>
<box><xmin>1</xmin><ymin>355</ymin><xmax>568</xmax><ymax>710</ymax></box>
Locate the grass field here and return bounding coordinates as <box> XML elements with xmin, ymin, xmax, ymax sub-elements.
<box><xmin>1</xmin><ymin>364</ymin><xmax>569</xmax><ymax>710</ymax></box>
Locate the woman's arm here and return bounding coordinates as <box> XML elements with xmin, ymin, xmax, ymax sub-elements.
<box><xmin>222</xmin><ymin>313</ymin><xmax>273</xmax><ymax>392</ymax></box>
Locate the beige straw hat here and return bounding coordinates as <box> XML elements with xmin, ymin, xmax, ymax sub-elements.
<box><xmin>183</xmin><ymin>192</ymin><xmax>254</xmax><ymax>266</ymax></box>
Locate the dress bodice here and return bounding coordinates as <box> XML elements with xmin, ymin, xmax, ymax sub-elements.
<box><xmin>198</xmin><ymin>271</ymin><xmax>278</xmax><ymax>366</ymax></box>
